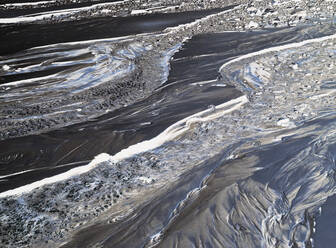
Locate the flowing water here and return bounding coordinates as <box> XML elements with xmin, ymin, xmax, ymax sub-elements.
<box><xmin>0</xmin><ymin>0</ymin><xmax>336</xmax><ymax>247</ymax></box>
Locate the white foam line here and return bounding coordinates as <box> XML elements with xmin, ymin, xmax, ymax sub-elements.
<box><xmin>0</xmin><ymin>153</ymin><xmax>111</xmax><ymax>198</ymax></box>
<box><xmin>0</xmin><ymin>74</ymin><xmax>60</xmax><ymax>87</ymax></box>
<box><xmin>1</xmin><ymin>1</ymin><xmax>53</xmax><ymax>7</ymax></box>
<box><xmin>219</xmin><ymin>33</ymin><xmax>336</xmax><ymax>71</ymax></box>
<box><xmin>25</xmin><ymin>32</ymin><xmax>153</xmax><ymax>51</ymax></box>
<box><xmin>191</xmin><ymin>79</ymin><xmax>218</xmax><ymax>86</ymax></box>
<box><xmin>0</xmin><ymin>95</ymin><xmax>248</xmax><ymax>198</ymax></box>
<box><xmin>0</xmin><ymin>47</ymin><xmax>89</xmax><ymax>64</ymax></box>
<box><xmin>111</xmin><ymin>95</ymin><xmax>248</xmax><ymax>162</ymax></box>
<box><xmin>131</xmin><ymin>9</ymin><xmax>150</xmax><ymax>15</ymax></box>
<box><xmin>311</xmin><ymin>89</ymin><xmax>336</xmax><ymax>100</ymax></box>
<box><xmin>0</xmin><ymin>0</ymin><xmax>127</xmax><ymax>24</ymax></box>
<box><xmin>0</xmin><ymin>169</ymin><xmax>36</xmax><ymax>179</ymax></box>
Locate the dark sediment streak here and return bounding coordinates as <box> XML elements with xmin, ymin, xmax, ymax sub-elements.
<box><xmin>0</xmin><ymin>26</ymin><xmax>330</xmax><ymax>193</ymax></box>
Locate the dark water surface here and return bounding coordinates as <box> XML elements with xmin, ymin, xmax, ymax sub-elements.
<box><xmin>314</xmin><ymin>194</ymin><xmax>336</xmax><ymax>247</ymax></box>
<box><xmin>0</xmin><ymin>7</ymin><xmax>231</xmax><ymax>55</ymax></box>
<box><xmin>0</xmin><ymin>25</ymin><xmax>325</xmax><ymax>193</ymax></box>
<box><xmin>1</xmin><ymin>3</ymin><xmax>336</xmax><ymax>247</ymax></box>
